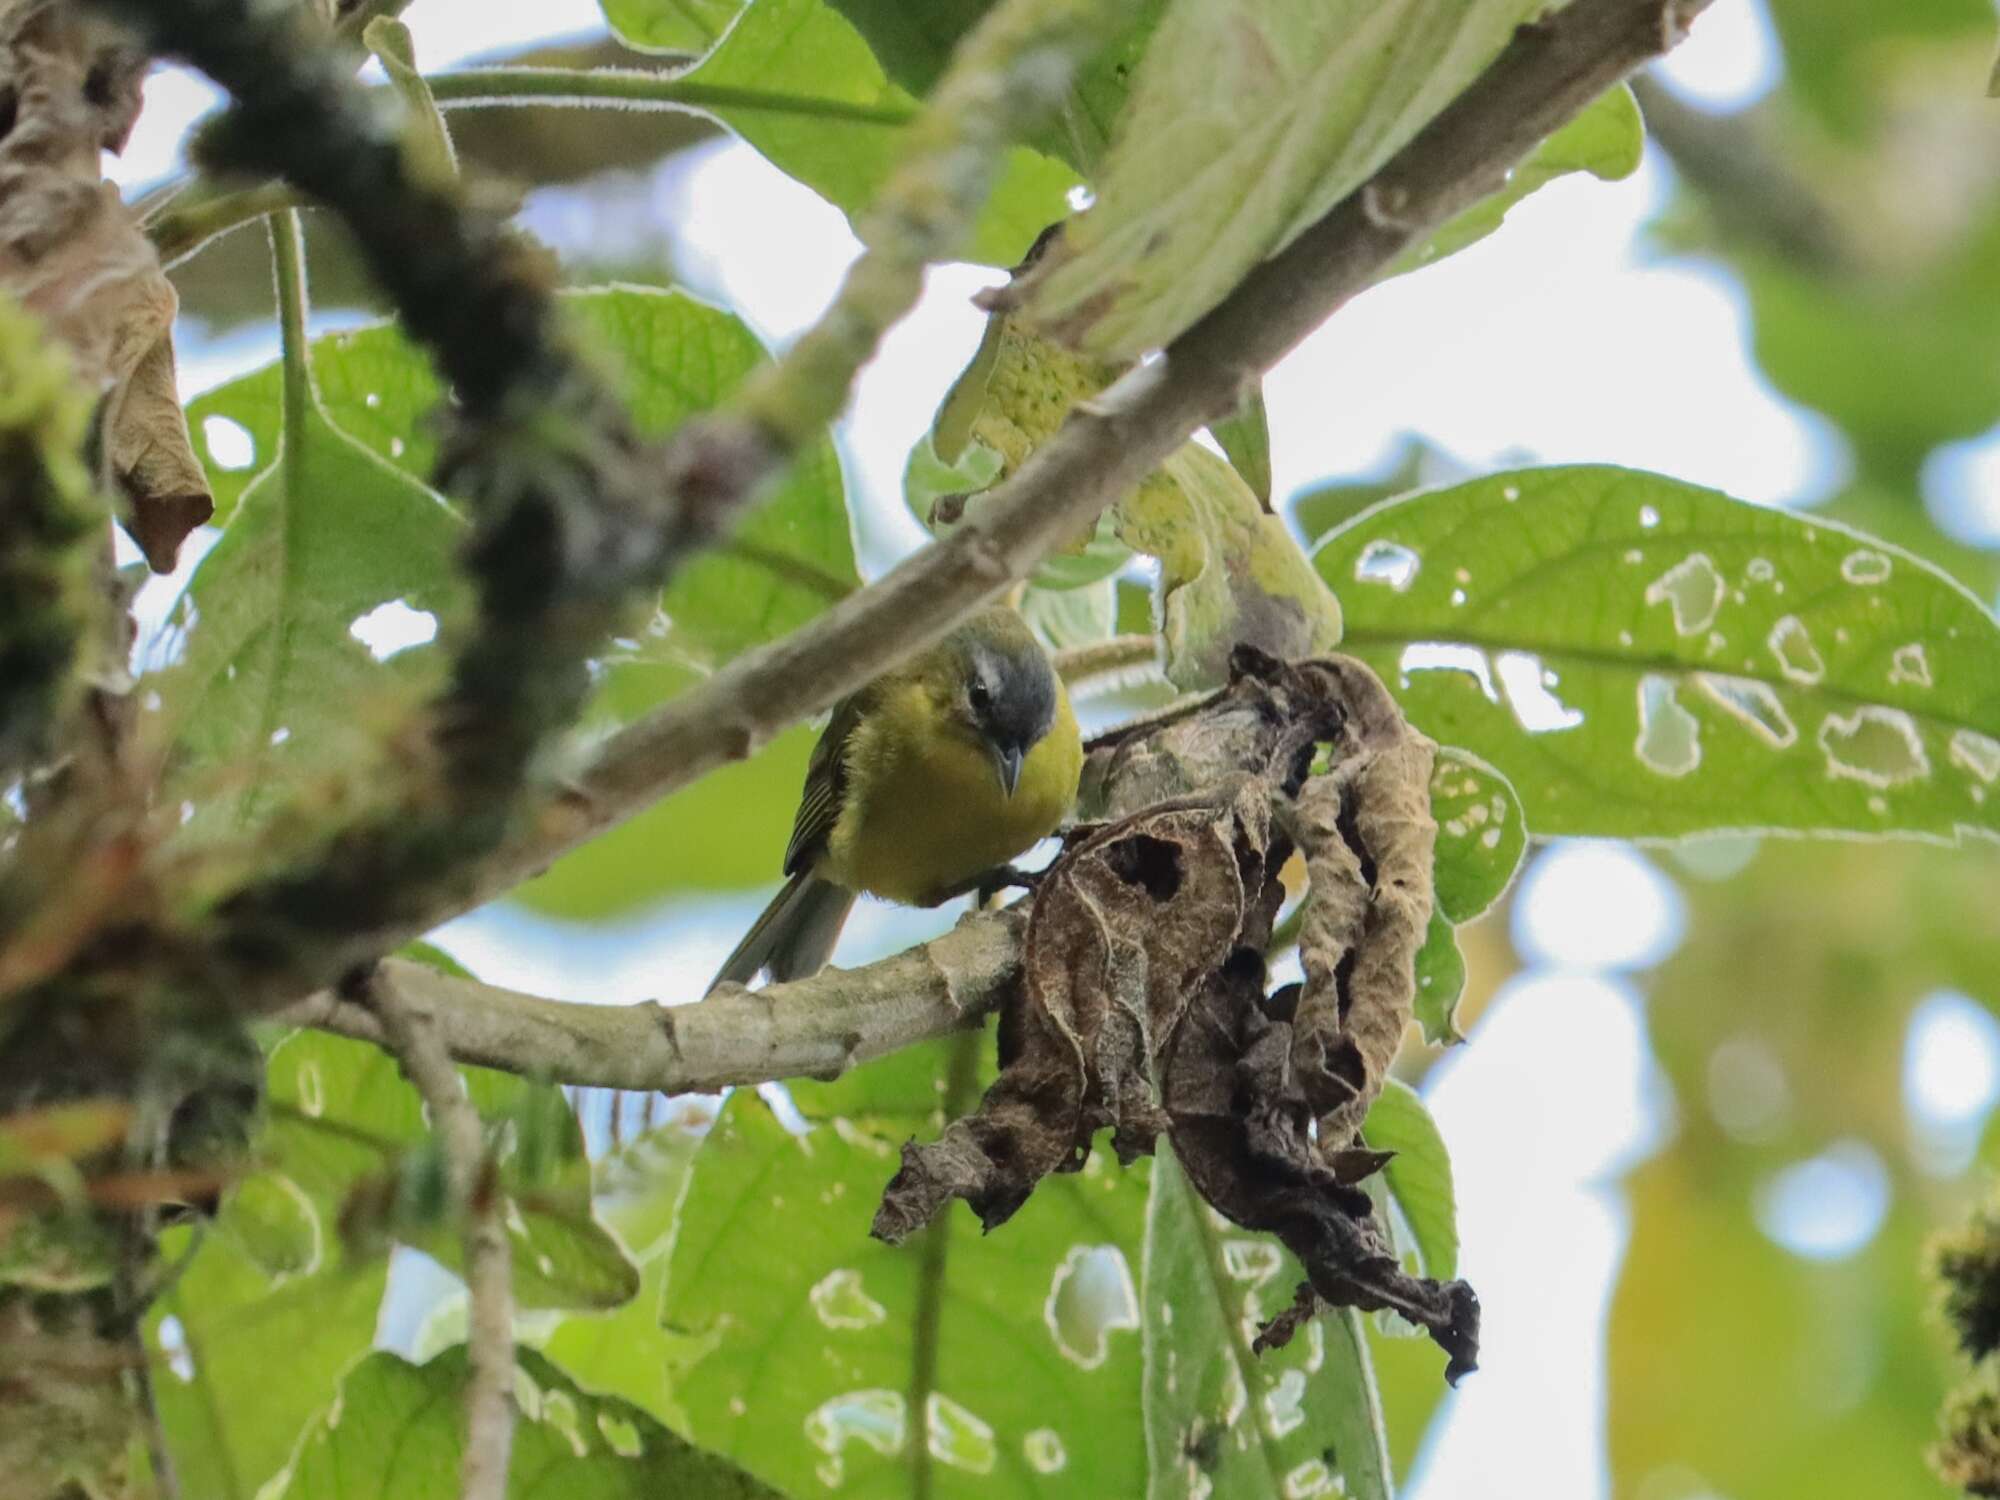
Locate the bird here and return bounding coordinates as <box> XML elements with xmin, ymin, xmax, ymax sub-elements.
<box><xmin>711</xmin><ymin>606</ymin><xmax>1083</xmax><ymax>990</ymax></box>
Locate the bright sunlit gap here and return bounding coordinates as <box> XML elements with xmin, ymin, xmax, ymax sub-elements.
<box><xmin>1651</xmin><ymin>0</ymin><xmax>1783</xmax><ymax>113</ymax></box>
<box><xmin>1511</xmin><ymin>842</ymin><xmax>1687</xmax><ymax>973</ymax></box>
<box><xmin>1414</xmin><ymin>972</ymin><xmax>1672</xmax><ymax>1499</ymax></box>
<box><xmin>1754</xmin><ymin>1141</ymin><xmax>1892</xmax><ymax>1261</ymax></box>
<box><xmin>1902</xmin><ymin>989</ymin><xmax>2000</xmax><ymax>1175</ymax></box>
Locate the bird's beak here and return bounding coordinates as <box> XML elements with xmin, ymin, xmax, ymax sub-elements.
<box><xmin>992</xmin><ymin>743</ymin><xmax>1024</xmax><ymax>799</ymax></box>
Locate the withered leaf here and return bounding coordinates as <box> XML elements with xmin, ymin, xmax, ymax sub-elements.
<box><xmin>0</xmin><ymin>2</ymin><xmax>210</xmax><ymax>571</ymax></box>
<box><xmin>874</xmin><ymin>647</ymin><xmax>1481</xmax><ymax>1381</ymax></box>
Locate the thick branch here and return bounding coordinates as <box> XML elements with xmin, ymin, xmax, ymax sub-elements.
<box><xmin>285</xmin><ymin>910</ymin><xmax>1024</xmax><ymax>1093</ymax></box>
<box><xmin>368</xmin><ymin>972</ymin><xmax>515</xmax><ymax>1500</ymax></box>
<box><xmin>391</xmin><ymin>0</ymin><xmax>1717</xmax><ymax>940</ymax></box>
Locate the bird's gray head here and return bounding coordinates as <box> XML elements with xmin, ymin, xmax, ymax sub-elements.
<box><xmin>950</xmin><ymin>609</ymin><xmax>1057</xmax><ymax>797</ymax></box>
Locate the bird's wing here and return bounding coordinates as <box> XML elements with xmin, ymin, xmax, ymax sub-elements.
<box><xmin>783</xmin><ymin>691</ymin><xmax>866</xmax><ymax>877</ymax></box>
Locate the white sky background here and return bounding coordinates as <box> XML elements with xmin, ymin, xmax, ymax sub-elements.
<box><xmin>111</xmin><ymin>2</ymin><xmax>2000</xmax><ymax>1496</ymax></box>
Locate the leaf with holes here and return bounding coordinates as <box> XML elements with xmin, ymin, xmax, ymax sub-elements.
<box><xmin>661</xmin><ymin>1037</ymin><xmax>1150</xmax><ymax>1498</ymax></box>
<box><xmin>152</xmin><ymin>393</ymin><xmax>467</xmax><ymax>851</ymax></box>
<box><xmin>1361</xmin><ymin>1078</ymin><xmax>1457</xmax><ymax>1282</ymax></box>
<box><xmin>275</xmin><ymin>1346</ymin><xmax>780</xmax><ymax>1499</ymax></box>
<box><xmin>1317</xmin><ymin>465</ymin><xmax>2000</xmax><ymax>843</ymax></box>
<box><xmin>674</xmin><ymin>0</ymin><xmax>1076</xmax><ymax>266</ymax></box>
<box><xmin>185</xmin><ymin>286</ymin><xmax>855</xmax><ymax>669</ymax></box>
<box><xmin>1141</xmin><ymin>1147</ymin><xmax>1392</xmax><ymax>1500</ymax></box>
<box><xmin>1016</xmin><ymin>0</ymin><xmax>1553</xmax><ymax>357</ymax></box>
<box><xmin>1429</xmin><ymin>747</ymin><xmax>1526</xmax><ymax>923</ymax></box>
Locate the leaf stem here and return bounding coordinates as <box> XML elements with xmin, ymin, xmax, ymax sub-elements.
<box><xmin>908</xmin><ymin>1027</ymin><xmax>982</xmax><ymax>1500</ymax></box>
<box><xmin>423</xmin><ymin>66</ymin><xmax>917</xmax><ymax>126</ymax></box>
<box><xmin>267</xmin><ymin>209</ymin><xmax>313</xmax><ymax>448</ymax></box>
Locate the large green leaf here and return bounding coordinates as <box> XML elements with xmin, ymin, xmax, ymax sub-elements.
<box><xmin>148</xmin><ymin>1228</ymin><xmax>387</xmax><ymax>1500</ymax></box>
<box><xmin>185</xmin><ymin>286</ymin><xmax>855</xmax><ymax>670</ymax></box>
<box><xmin>154</xmin><ymin>391</ymin><xmax>467</xmax><ymax>850</ymax></box>
<box><xmin>276</xmin><ymin>1347</ymin><xmax>781</xmax><ymax>1498</ymax></box>
<box><xmin>675</xmin><ymin>0</ymin><xmax>1077</xmax><ymax>267</ymax></box>
<box><xmin>1140</xmin><ymin>1147</ymin><xmax>1392</xmax><ymax>1500</ymax></box>
<box><xmin>661</xmin><ymin>1037</ymin><xmax>1151</xmax><ymax>1498</ymax></box>
<box><xmin>1019</xmin><ymin>0</ymin><xmax>1549</xmax><ymax>357</ymax></box>
<box><xmin>1315</xmin><ymin>465</ymin><xmax>2000</xmax><ymax>843</ymax></box>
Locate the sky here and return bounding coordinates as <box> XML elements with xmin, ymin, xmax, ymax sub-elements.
<box><xmin>106</xmin><ymin>2</ymin><xmax>2000</xmax><ymax>1496</ymax></box>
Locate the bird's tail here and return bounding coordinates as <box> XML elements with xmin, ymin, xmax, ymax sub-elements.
<box><xmin>709</xmin><ymin>871</ymin><xmax>856</xmax><ymax>991</ymax></box>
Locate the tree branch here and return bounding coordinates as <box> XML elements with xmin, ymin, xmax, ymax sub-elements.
<box><xmin>360</xmin><ymin>0</ymin><xmax>1718</xmax><ymax>948</ymax></box>
<box><xmin>283</xmin><ymin>909</ymin><xmax>1023</xmax><ymax>1093</ymax></box>
<box><xmin>367</xmin><ymin>970</ymin><xmax>515</xmax><ymax>1500</ymax></box>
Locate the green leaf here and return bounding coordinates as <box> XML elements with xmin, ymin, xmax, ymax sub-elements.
<box><xmin>1429</xmin><ymin>747</ymin><xmax>1525</xmax><ymax>923</ymax></box>
<box><xmin>1122</xmin><ymin>443</ymin><xmax>1342</xmax><ymax>689</ymax></box>
<box><xmin>148</xmin><ymin>1226</ymin><xmax>387</xmax><ymax>1500</ymax></box>
<box><xmin>1208</xmin><ymin>383</ymin><xmax>1272</xmax><ymax>506</ymax></box>
<box><xmin>1316</xmin><ymin>464</ymin><xmax>2000</xmax><ymax>843</ymax></box>
<box><xmin>1020</xmin><ymin>0</ymin><xmax>1549</xmax><ymax>357</ymax></box>
<box><xmin>677</xmin><ymin>0</ymin><xmax>1076</xmax><ymax>266</ymax></box>
<box><xmin>186</xmin><ymin>286</ymin><xmax>855</xmax><ymax>670</ymax></box>
<box><xmin>1412</xmin><ymin>908</ymin><xmax>1468</xmax><ymax>1047</ymax></box>
<box><xmin>276</xmin><ymin>1347</ymin><xmax>782</xmax><ymax>1498</ymax></box>
<box><xmin>536</xmin><ymin>1121</ymin><xmax>712</xmax><ymax>1429</ymax></box>
<box><xmin>1140</xmin><ymin>1147</ymin><xmax>1392</xmax><ymax>1500</ymax></box>
<box><xmin>263</xmin><ymin>1028</ymin><xmax>638</xmax><ymax>1311</ymax></box>
<box><xmin>662</xmin><ymin>1038</ymin><xmax>1151</xmax><ymax>1498</ymax></box>
<box><xmin>1361</xmin><ymin>1078</ymin><xmax>1457</xmax><ymax>1281</ymax></box>
<box><xmin>823</xmin><ymin>0</ymin><xmax>1167</xmax><ymax>171</ymax></box>
<box><xmin>1382</xmin><ymin>83</ymin><xmax>1643</xmax><ymax>280</ymax></box>
<box><xmin>600</xmin><ymin>0</ymin><xmax>743</xmax><ymax>53</ymax></box>
<box><xmin>155</xmin><ymin>394</ymin><xmax>468</xmax><ymax>850</ymax></box>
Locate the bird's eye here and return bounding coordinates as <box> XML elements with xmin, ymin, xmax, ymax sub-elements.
<box><xmin>968</xmin><ymin>679</ymin><xmax>991</xmax><ymax>711</ymax></box>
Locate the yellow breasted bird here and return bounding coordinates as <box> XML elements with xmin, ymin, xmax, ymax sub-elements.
<box><xmin>711</xmin><ymin>606</ymin><xmax>1083</xmax><ymax>989</ymax></box>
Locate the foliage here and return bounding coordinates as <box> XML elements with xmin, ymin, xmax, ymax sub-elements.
<box><xmin>3</xmin><ymin>1</ymin><xmax>1996</xmax><ymax>1498</ymax></box>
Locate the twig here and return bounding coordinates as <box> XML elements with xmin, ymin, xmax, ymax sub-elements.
<box><xmin>280</xmin><ymin>909</ymin><xmax>1024</xmax><ymax>1093</ymax></box>
<box><xmin>351</xmin><ymin>0</ymin><xmax>1719</xmax><ymax>949</ymax></box>
<box><xmin>367</xmin><ymin>970</ymin><xmax>515</xmax><ymax>1500</ymax></box>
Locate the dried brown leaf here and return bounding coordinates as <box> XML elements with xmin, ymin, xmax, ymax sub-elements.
<box><xmin>0</xmin><ymin>3</ymin><xmax>210</xmax><ymax>570</ymax></box>
<box><xmin>874</xmin><ymin>647</ymin><xmax>1481</xmax><ymax>1379</ymax></box>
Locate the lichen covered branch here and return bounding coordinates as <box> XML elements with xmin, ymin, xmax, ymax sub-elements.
<box><xmin>283</xmin><ymin>909</ymin><xmax>1024</xmax><ymax>1095</ymax></box>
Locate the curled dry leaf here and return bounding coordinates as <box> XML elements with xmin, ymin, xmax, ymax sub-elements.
<box><xmin>0</xmin><ymin>0</ymin><xmax>210</xmax><ymax>571</ymax></box>
<box><xmin>873</xmin><ymin>646</ymin><xmax>1481</xmax><ymax>1381</ymax></box>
